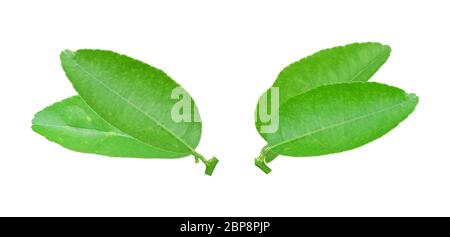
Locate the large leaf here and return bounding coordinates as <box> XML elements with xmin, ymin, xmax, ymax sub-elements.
<box><xmin>256</xmin><ymin>43</ymin><xmax>391</xmax><ymax>127</ymax></box>
<box><xmin>255</xmin><ymin>42</ymin><xmax>393</xmax><ymax>173</ymax></box>
<box><xmin>60</xmin><ymin>49</ymin><xmax>218</xmax><ymax>175</ymax></box>
<box><xmin>268</xmin><ymin>82</ymin><xmax>418</xmax><ymax>155</ymax></box>
<box><xmin>274</xmin><ymin>42</ymin><xmax>391</xmax><ymax>105</ymax></box>
<box><xmin>256</xmin><ymin>82</ymin><xmax>418</xmax><ymax>173</ymax></box>
<box><xmin>32</xmin><ymin>96</ymin><xmax>186</xmax><ymax>158</ymax></box>
<box><xmin>61</xmin><ymin>49</ymin><xmax>201</xmax><ymax>154</ymax></box>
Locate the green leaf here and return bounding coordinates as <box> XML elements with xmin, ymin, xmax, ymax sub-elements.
<box><xmin>274</xmin><ymin>42</ymin><xmax>391</xmax><ymax>105</ymax></box>
<box><xmin>60</xmin><ymin>49</ymin><xmax>200</xmax><ymax>154</ymax></box>
<box><xmin>256</xmin><ymin>82</ymin><xmax>418</xmax><ymax>172</ymax></box>
<box><xmin>255</xmin><ymin>42</ymin><xmax>396</xmax><ymax>174</ymax></box>
<box><xmin>256</xmin><ymin>43</ymin><xmax>391</xmax><ymax>119</ymax></box>
<box><xmin>32</xmin><ymin>96</ymin><xmax>186</xmax><ymax>158</ymax></box>
<box><xmin>58</xmin><ymin>49</ymin><xmax>217</xmax><ymax>175</ymax></box>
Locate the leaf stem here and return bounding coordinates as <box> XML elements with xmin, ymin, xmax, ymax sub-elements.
<box><xmin>255</xmin><ymin>145</ymin><xmax>279</xmax><ymax>174</ymax></box>
<box><xmin>193</xmin><ymin>152</ymin><xmax>219</xmax><ymax>176</ymax></box>
<box><xmin>255</xmin><ymin>153</ymin><xmax>272</xmax><ymax>174</ymax></box>
<box><xmin>262</xmin><ymin>145</ymin><xmax>279</xmax><ymax>163</ymax></box>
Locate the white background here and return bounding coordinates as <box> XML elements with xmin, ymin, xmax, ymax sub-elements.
<box><xmin>0</xmin><ymin>0</ymin><xmax>449</xmax><ymax>217</ymax></box>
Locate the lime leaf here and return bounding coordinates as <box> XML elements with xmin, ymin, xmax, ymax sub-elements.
<box><xmin>60</xmin><ymin>49</ymin><xmax>201</xmax><ymax>154</ymax></box>
<box><xmin>51</xmin><ymin>49</ymin><xmax>218</xmax><ymax>175</ymax></box>
<box><xmin>275</xmin><ymin>42</ymin><xmax>391</xmax><ymax>105</ymax></box>
<box><xmin>32</xmin><ymin>96</ymin><xmax>187</xmax><ymax>158</ymax></box>
<box><xmin>254</xmin><ymin>42</ymin><xmax>401</xmax><ymax>174</ymax></box>
<box><xmin>256</xmin><ymin>82</ymin><xmax>418</xmax><ymax>173</ymax></box>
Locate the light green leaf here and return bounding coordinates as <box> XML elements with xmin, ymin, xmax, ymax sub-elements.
<box><xmin>256</xmin><ymin>82</ymin><xmax>418</xmax><ymax>173</ymax></box>
<box><xmin>275</xmin><ymin>42</ymin><xmax>391</xmax><ymax>105</ymax></box>
<box><xmin>58</xmin><ymin>49</ymin><xmax>217</xmax><ymax>175</ymax></box>
<box><xmin>256</xmin><ymin>43</ymin><xmax>391</xmax><ymax>130</ymax></box>
<box><xmin>32</xmin><ymin>96</ymin><xmax>186</xmax><ymax>158</ymax></box>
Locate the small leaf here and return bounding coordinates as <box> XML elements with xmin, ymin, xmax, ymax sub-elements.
<box><xmin>32</xmin><ymin>96</ymin><xmax>186</xmax><ymax>158</ymax></box>
<box><xmin>258</xmin><ymin>82</ymin><xmax>418</xmax><ymax>165</ymax></box>
<box><xmin>60</xmin><ymin>49</ymin><xmax>201</xmax><ymax>155</ymax></box>
<box><xmin>274</xmin><ymin>42</ymin><xmax>391</xmax><ymax>105</ymax></box>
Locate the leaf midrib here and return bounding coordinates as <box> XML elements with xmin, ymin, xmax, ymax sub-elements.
<box><xmin>66</xmin><ymin>53</ymin><xmax>196</xmax><ymax>154</ymax></box>
<box><xmin>278</xmin><ymin>47</ymin><xmax>389</xmax><ymax>107</ymax></box>
<box><xmin>268</xmin><ymin>98</ymin><xmax>412</xmax><ymax>151</ymax></box>
<box><xmin>349</xmin><ymin>49</ymin><xmax>388</xmax><ymax>82</ymax></box>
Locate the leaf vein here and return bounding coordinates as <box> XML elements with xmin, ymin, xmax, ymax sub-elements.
<box><xmin>349</xmin><ymin>51</ymin><xmax>388</xmax><ymax>82</ymax></box>
<box><xmin>68</xmin><ymin>56</ymin><xmax>196</xmax><ymax>154</ymax></box>
<box><xmin>269</xmin><ymin>99</ymin><xmax>411</xmax><ymax>151</ymax></box>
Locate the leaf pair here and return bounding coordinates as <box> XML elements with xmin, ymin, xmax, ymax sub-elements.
<box><xmin>32</xmin><ymin>43</ymin><xmax>419</xmax><ymax>176</ymax></box>
<box><xmin>255</xmin><ymin>42</ymin><xmax>419</xmax><ymax>173</ymax></box>
<box><xmin>32</xmin><ymin>50</ymin><xmax>218</xmax><ymax>175</ymax></box>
